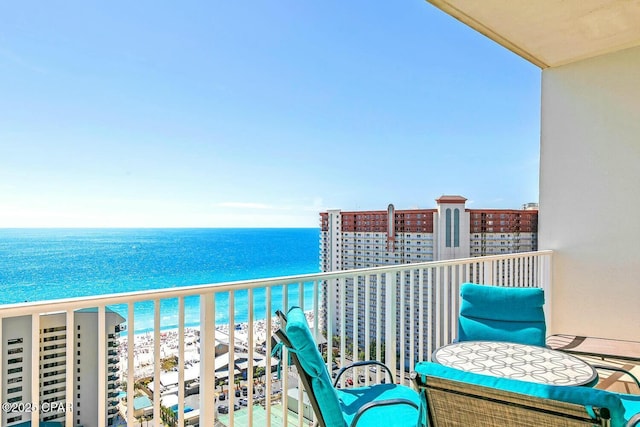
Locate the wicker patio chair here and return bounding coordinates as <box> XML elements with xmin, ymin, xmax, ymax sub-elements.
<box><xmin>457</xmin><ymin>283</ymin><xmax>640</xmax><ymax>390</ymax></box>
<box><xmin>272</xmin><ymin>306</ymin><xmax>420</xmax><ymax>427</ymax></box>
<box><xmin>413</xmin><ymin>361</ymin><xmax>640</xmax><ymax>427</ymax></box>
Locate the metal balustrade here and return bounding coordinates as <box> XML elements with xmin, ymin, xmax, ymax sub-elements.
<box><xmin>0</xmin><ymin>250</ymin><xmax>551</xmax><ymax>427</ymax></box>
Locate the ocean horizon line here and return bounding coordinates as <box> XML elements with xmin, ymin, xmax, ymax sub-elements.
<box><xmin>0</xmin><ymin>226</ymin><xmax>321</xmax><ymax>230</ymax></box>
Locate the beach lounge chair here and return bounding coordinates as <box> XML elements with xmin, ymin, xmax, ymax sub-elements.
<box><xmin>413</xmin><ymin>361</ymin><xmax>640</xmax><ymax>427</ymax></box>
<box><xmin>457</xmin><ymin>282</ymin><xmax>547</xmax><ymax>346</ymax></box>
<box><xmin>272</xmin><ymin>306</ymin><xmax>421</xmax><ymax>427</ymax></box>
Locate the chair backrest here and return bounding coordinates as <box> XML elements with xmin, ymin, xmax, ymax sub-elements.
<box><xmin>414</xmin><ymin>362</ymin><xmax>626</xmax><ymax>427</ymax></box>
<box><xmin>274</xmin><ymin>307</ymin><xmax>346</xmax><ymax>427</ymax></box>
<box><xmin>457</xmin><ymin>282</ymin><xmax>546</xmax><ymax>346</ymax></box>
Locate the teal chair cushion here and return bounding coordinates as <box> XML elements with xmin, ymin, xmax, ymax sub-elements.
<box><xmin>285</xmin><ymin>307</ymin><xmax>346</xmax><ymax>427</ymax></box>
<box><xmin>337</xmin><ymin>383</ymin><xmax>422</xmax><ymax>427</ymax></box>
<box><xmin>415</xmin><ymin>362</ymin><xmax>640</xmax><ymax>427</ymax></box>
<box><xmin>458</xmin><ymin>283</ymin><xmax>546</xmax><ymax>346</ymax></box>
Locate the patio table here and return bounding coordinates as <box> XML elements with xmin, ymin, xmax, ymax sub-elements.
<box><xmin>432</xmin><ymin>341</ymin><xmax>598</xmax><ymax>386</ymax></box>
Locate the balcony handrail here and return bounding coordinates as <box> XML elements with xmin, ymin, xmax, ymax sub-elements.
<box><xmin>0</xmin><ymin>250</ymin><xmax>552</xmax><ymax>427</ymax></box>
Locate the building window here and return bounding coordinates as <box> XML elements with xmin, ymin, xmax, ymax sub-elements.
<box><xmin>454</xmin><ymin>208</ymin><xmax>460</xmax><ymax>247</ymax></box>
<box><xmin>445</xmin><ymin>208</ymin><xmax>452</xmax><ymax>247</ymax></box>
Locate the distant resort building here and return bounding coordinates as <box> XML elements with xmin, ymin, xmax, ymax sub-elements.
<box><xmin>1</xmin><ymin>309</ymin><xmax>124</xmax><ymax>427</ymax></box>
<box><xmin>319</xmin><ymin>195</ymin><xmax>538</xmax><ymax>362</ymax></box>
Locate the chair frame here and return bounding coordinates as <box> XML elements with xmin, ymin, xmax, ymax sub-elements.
<box><xmin>591</xmin><ymin>364</ymin><xmax>640</xmax><ymax>390</ymax></box>
<box><xmin>332</xmin><ymin>360</ymin><xmax>395</xmax><ymax>388</ymax></box>
<box><xmin>273</xmin><ymin>309</ymin><xmax>419</xmax><ymax>427</ymax></box>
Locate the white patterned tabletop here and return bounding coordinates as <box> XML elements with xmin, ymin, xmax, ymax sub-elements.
<box><xmin>433</xmin><ymin>341</ymin><xmax>598</xmax><ymax>386</ymax></box>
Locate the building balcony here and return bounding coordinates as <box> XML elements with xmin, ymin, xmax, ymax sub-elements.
<box><xmin>0</xmin><ymin>250</ymin><xmax>554</xmax><ymax>427</ymax></box>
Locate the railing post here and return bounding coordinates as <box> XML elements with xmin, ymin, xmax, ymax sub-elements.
<box><xmin>200</xmin><ymin>293</ymin><xmax>215</xmax><ymax>426</ymax></box>
<box><xmin>375</xmin><ymin>273</ymin><xmax>382</xmax><ymax>382</ymax></box>
<box><xmin>384</xmin><ymin>271</ymin><xmax>398</xmax><ymax>380</ymax></box>
<box><xmin>65</xmin><ymin>310</ymin><xmax>75</xmax><ymax>427</ymax></box>
<box><xmin>98</xmin><ymin>306</ymin><xmax>106</xmax><ymax>427</ymax></box>
<box><xmin>426</xmin><ymin>268</ymin><xmax>433</xmax><ymax>360</ymax></box>
<box><xmin>178</xmin><ymin>297</ymin><xmax>185</xmax><ymax>427</ymax></box>
<box><xmin>265</xmin><ymin>286</ymin><xmax>272</xmax><ymax>427</ymax></box>
<box><xmin>326</xmin><ymin>278</ymin><xmax>336</xmax><ymax>373</ymax></box>
<box><xmin>153</xmin><ymin>300</ymin><xmax>161</xmax><ymax>427</ymax></box>
<box><xmin>339</xmin><ymin>277</ymin><xmax>346</xmax><ymax>383</ymax></box>
<box><xmin>31</xmin><ymin>313</ymin><xmax>40</xmax><ymax>427</ymax></box>
<box><xmin>541</xmin><ymin>252</ymin><xmax>553</xmax><ymax>330</ymax></box>
<box><xmin>127</xmin><ymin>303</ymin><xmax>135</xmax><ymax>427</ymax></box>
<box><xmin>228</xmin><ymin>291</ymin><xmax>236</xmax><ymax>427</ymax></box>
<box><xmin>247</xmin><ymin>288</ymin><xmax>254</xmax><ymax>427</ymax></box>
<box><xmin>0</xmin><ymin>317</ymin><xmax>2</xmax><ymax>426</ymax></box>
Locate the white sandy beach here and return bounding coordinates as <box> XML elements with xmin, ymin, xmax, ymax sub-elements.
<box><xmin>118</xmin><ymin>311</ymin><xmax>315</xmax><ymax>379</ymax></box>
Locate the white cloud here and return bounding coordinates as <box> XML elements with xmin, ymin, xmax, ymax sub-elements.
<box><xmin>216</xmin><ymin>202</ymin><xmax>281</xmax><ymax>210</ymax></box>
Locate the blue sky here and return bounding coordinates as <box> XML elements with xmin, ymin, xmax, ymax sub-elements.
<box><xmin>0</xmin><ymin>1</ymin><xmax>541</xmax><ymax>228</ymax></box>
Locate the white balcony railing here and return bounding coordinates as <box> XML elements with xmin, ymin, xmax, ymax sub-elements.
<box><xmin>0</xmin><ymin>250</ymin><xmax>551</xmax><ymax>427</ymax></box>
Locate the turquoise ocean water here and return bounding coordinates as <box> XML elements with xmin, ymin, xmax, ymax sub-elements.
<box><xmin>0</xmin><ymin>228</ymin><xmax>320</xmax><ymax>333</ymax></box>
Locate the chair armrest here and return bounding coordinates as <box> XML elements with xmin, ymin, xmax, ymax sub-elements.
<box><xmin>333</xmin><ymin>360</ymin><xmax>395</xmax><ymax>387</ymax></box>
<box><xmin>628</xmin><ymin>412</ymin><xmax>640</xmax><ymax>427</ymax></box>
<box><xmin>592</xmin><ymin>364</ymin><xmax>640</xmax><ymax>389</ymax></box>
<box><xmin>625</xmin><ymin>414</ymin><xmax>640</xmax><ymax>427</ymax></box>
<box><xmin>350</xmin><ymin>398</ymin><xmax>419</xmax><ymax>427</ymax></box>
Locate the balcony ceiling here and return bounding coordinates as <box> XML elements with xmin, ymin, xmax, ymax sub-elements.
<box><xmin>426</xmin><ymin>0</ymin><xmax>640</xmax><ymax>68</ymax></box>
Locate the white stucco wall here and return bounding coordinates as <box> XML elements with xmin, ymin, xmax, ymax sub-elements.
<box><xmin>540</xmin><ymin>45</ymin><xmax>640</xmax><ymax>339</ymax></box>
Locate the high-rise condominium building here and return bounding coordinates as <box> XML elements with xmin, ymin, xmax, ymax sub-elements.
<box><xmin>1</xmin><ymin>309</ymin><xmax>124</xmax><ymax>427</ymax></box>
<box><xmin>319</xmin><ymin>195</ymin><xmax>538</xmax><ymax>363</ymax></box>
